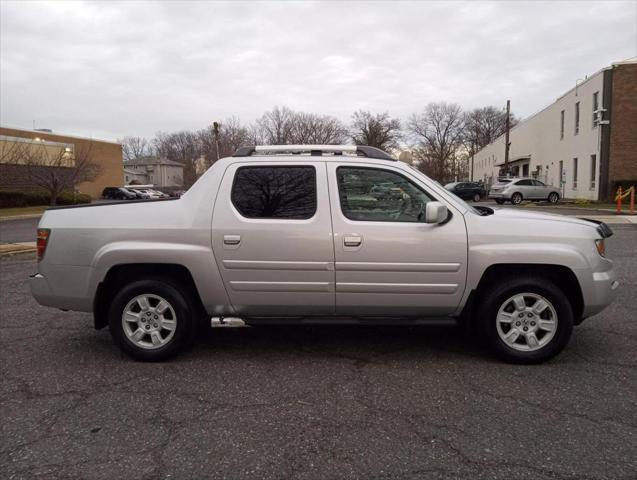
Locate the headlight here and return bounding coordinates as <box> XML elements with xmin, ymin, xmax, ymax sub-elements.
<box><xmin>595</xmin><ymin>239</ymin><xmax>606</xmax><ymax>257</ymax></box>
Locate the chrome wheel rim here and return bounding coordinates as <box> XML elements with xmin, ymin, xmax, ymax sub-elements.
<box><xmin>122</xmin><ymin>294</ymin><xmax>177</xmax><ymax>350</ymax></box>
<box><xmin>496</xmin><ymin>292</ymin><xmax>557</xmax><ymax>352</ymax></box>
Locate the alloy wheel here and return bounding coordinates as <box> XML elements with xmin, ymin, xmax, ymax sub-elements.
<box><xmin>495</xmin><ymin>292</ymin><xmax>558</xmax><ymax>351</ymax></box>
<box><xmin>121</xmin><ymin>294</ymin><xmax>177</xmax><ymax>349</ymax></box>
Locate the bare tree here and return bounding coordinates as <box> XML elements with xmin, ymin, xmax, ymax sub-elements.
<box><xmin>289</xmin><ymin>112</ymin><xmax>348</xmax><ymax>144</ymax></box>
<box><xmin>464</xmin><ymin>106</ymin><xmax>519</xmax><ymax>154</ymax></box>
<box><xmin>22</xmin><ymin>142</ymin><xmax>102</xmax><ymax>205</ymax></box>
<box><xmin>255</xmin><ymin>106</ymin><xmax>296</xmax><ymax>145</ymax></box>
<box><xmin>199</xmin><ymin>117</ymin><xmax>251</xmax><ymax>164</ymax></box>
<box><xmin>408</xmin><ymin>102</ymin><xmax>465</xmax><ymax>182</ymax></box>
<box><xmin>153</xmin><ymin>131</ymin><xmax>202</xmax><ymax>186</ymax></box>
<box><xmin>119</xmin><ymin>136</ymin><xmax>152</xmax><ymax>162</ymax></box>
<box><xmin>350</xmin><ymin>110</ymin><xmax>402</xmax><ymax>151</ymax></box>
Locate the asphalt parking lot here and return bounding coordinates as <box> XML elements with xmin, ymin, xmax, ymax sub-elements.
<box><xmin>1</xmin><ymin>225</ymin><xmax>636</xmax><ymax>480</ymax></box>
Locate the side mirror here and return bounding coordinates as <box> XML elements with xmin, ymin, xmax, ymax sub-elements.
<box><xmin>425</xmin><ymin>201</ymin><xmax>448</xmax><ymax>224</ymax></box>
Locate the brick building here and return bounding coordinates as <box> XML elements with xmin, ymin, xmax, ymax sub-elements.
<box><xmin>0</xmin><ymin>126</ymin><xmax>123</xmax><ymax>199</ymax></box>
<box><xmin>471</xmin><ymin>59</ymin><xmax>637</xmax><ymax>201</ymax></box>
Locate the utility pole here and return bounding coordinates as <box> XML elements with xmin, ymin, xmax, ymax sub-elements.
<box><xmin>470</xmin><ymin>139</ymin><xmax>475</xmax><ymax>182</ymax></box>
<box><xmin>212</xmin><ymin>121</ymin><xmax>220</xmax><ymax>168</ymax></box>
<box><xmin>504</xmin><ymin>100</ymin><xmax>511</xmax><ymax>176</ymax></box>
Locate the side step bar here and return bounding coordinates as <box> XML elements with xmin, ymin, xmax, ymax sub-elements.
<box><xmin>211</xmin><ymin>317</ymin><xmax>247</xmax><ymax>328</ymax></box>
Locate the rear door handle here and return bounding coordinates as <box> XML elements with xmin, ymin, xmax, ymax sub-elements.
<box><xmin>343</xmin><ymin>235</ymin><xmax>362</xmax><ymax>247</ymax></box>
<box><xmin>223</xmin><ymin>235</ymin><xmax>241</xmax><ymax>245</ymax></box>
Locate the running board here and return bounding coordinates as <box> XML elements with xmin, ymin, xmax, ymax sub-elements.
<box><xmin>210</xmin><ymin>317</ymin><xmax>247</xmax><ymax>328</ymax></box>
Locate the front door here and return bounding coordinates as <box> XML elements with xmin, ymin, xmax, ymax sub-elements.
<box><xmin>211</xmin><ymin>161</ymin><xmax>335</xmax><ymax>316</ymax></box>
<box><xmin>327</xmin><ymin>163</ymin><xmax>468</xmax><ymax>316</ymax></box>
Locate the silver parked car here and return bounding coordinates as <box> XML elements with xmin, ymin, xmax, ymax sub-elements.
<box><xmin>489</xmin><ymin>177</ymin><xmax>561</xmax><ymax>205</ymax></box>
<box><xmin>30</xmin><ymin>145</ymin><xmax>617</xmax><ymax>364</ymax></box>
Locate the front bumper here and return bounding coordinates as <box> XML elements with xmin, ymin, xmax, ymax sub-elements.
<box><xmin>581</xmin><ymin>267</ymin><xmax>619</xmax><ymax>318</ymax></box>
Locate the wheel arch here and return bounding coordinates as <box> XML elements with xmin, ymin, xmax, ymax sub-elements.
<box><xmin>460</xmin><ymin>263</ymin><xmax>584</xmax><ymax>327</ymax></box>
<box><xmin>93</xmin><ymin>263</ymin><xmax>207</xmax><ymax>330</ymax></box>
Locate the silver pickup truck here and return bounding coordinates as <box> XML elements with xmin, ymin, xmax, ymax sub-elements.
<box><xmin>30</xmin><ymin>145</ymin><xmax>618</xmax><ymax>363</ymax></box>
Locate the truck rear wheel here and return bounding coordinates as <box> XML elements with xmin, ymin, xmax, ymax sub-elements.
<box><xmin>476</xmin><ymin>276</ymin><xmax>573</xmax><ymax>364</ymax></box>
<box><xmin>108</xmin><ymin>278</ymin><xmax>197</xmax><ymax>361</ymax></box>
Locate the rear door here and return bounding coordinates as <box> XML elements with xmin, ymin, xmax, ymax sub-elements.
<box><xmin>327</xmin><ymin>162</ymin><xmax>468</xmax><ymax>316</ymax></box>
<box><xmin>515</xmin><ymin>179</ymin><xmax>535</xmax><ymax>198</ymax></box>
<box><xmin>211</xmin><ymin>161</ymin><xmax>335</xmax><ymax>316</ymax></box>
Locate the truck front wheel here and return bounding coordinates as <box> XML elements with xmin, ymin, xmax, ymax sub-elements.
<box><xmin>108</xmin><ymin>278</ymin><xmax>197</xmax><ymax>361</ymax></box>
<box><xmin>476</xmin><ymin>276</ymin><xmax>573</xmax><ymax>364</ymax></box>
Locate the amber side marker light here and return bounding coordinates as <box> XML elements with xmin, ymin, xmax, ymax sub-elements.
<box><xmin>595</xmin><ymin>238</ymin><xmax>606</xmax><ymax>257</ymax></box>
<box><xmin>37</xmin><ymin>229</ymin><xmax>50</xmax><ymax>261</ymax></box>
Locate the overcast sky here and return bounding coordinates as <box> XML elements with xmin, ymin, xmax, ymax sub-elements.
<box><xmin>1</xmin><ymin>0</ymin><xmax>635</xmax><ymax>142</ymax></box>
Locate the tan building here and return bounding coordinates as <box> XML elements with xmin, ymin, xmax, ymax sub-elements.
<box><xmin>471</xmin><ymin>59</ymin><xmax>637</xmax><ymax>201</ymax></box>
<box><xmin>0</xmin><ymin>126</ymin><xmax>123</xmax><ymax>199</ymax></box>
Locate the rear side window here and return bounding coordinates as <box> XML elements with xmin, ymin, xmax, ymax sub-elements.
<box><xmin>516</xmin><ymin>180</ymin><xmax>533</xmax><ymax>186</ymax></box>
<box><xmin>231</xmin><ymin>166</ymin><xmax>317</xmax><ymax>219</ymax></box>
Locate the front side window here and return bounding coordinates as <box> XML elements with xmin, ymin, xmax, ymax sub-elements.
<box><xmin>533</xmin><ymin>180</ymin><xmax>546</xmax><ymax>187</ymax></box>
<box><xmin>231</xmin><ymin>166</ymin><xmax>317</xmax><ymax>219</ymax></box>
<box><xmin>516</xmin><ymin>179</ymin><xmax>533</xmax><ymax>186</ymax></box>
<box><xmin>337</xmin><ymin>167</ymin><xmax>434</xmax><ymax>222</ymax></box>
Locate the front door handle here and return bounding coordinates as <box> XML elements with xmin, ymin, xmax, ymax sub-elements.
<box><xmin>223</xmin><ymin>235</ymin><xmax>241</xmax><ymax>245</ymax></box>
<box><xmin>343</xmin><ymin>235</ymin><xmax>362</xmax><ymax>247</ymax></box>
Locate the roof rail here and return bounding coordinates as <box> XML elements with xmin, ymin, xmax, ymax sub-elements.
<box><xmin>232</xmin><ymin>145</ymin><xmax>396</xmax><ymax>161</ymax></box>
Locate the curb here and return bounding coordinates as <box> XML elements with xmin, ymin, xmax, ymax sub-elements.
<box><xmin>0</xmin><ymin>242</ymin><xmax>37</xmax><ymax>257</ymax></box>
<box><xmin>0</xmin><ymin>214</ymin><xmax>43</xmax><ymax>222</ymax></box>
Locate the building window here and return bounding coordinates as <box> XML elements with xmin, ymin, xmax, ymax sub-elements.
<box><xmin>559</xmin><ymin>160</ymin><xmax>564</xmax><ymax>189</ymax></box>
<box><xmin>573</xmin><ymin>158</ymin><xmax>578</xmax><ymax>189</ymax></box>
<box><xmin>590</xmin><ymin>154</ymin><xmax>596</xmax><ymax>189</ymax></box>
<box><xmin>592</xmin><ymin>92</ymin><xmax>599</xmax><ymax>128</ymax></box>
<box><xmin>560</xmin><ymin>110</ymin><xmax>565</xmax><ymax>139</ymax></box>
<box><xmin>574</xmin><ymin>102</ymin><xmax>580</xmax><ymax>135</ymax></box>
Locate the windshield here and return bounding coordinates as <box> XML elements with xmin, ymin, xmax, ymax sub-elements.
<box><xmin>444</xmin><ymin>182</ymin><xmax>459</xmax><ymax>189</ymax></box>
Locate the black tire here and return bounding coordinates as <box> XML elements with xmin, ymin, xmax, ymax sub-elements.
<box><xmin>548</xmin><ymin>192</ymin><xmax>560</xmax><ymax>204</ymax></box>
<box><xmin>473</xmin><ymin>193</ymin><xmax>481</xmax><ymax>202</ymax></box>
<box><xmin>476</xmin><ymin>276</ymin><xmax>573</xmax><ymax>364</ymax></box>
<box><xmin>511</xmin><ymin>192</ymin><xmax>523</xmax><ymax>205</ymax></box>
<box><xmin>108</xmin><ymin>277</ymin><xmax>197</xmax><ymax>361</ymax></box>
<box><xmin>495</xmin><ymin>199</ymin><xmax>505</xmax><ymax>205</ymax></box>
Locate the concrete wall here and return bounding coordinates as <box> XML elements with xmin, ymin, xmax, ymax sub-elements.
<box><xmin>0</xmin><ymin>127</ymin><xmax>123</xmax><ymax>199</ymax></box>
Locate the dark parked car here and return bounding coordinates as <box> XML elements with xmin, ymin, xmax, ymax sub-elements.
<box><xmin>102</xmin><ymin>187</ymin><xmax>137</xmax><ymax>200</ymax></box>
<box><xmin>444</xmin><ymin>182</ymin><xmax>486</xmax><ymax>202</ymax></box>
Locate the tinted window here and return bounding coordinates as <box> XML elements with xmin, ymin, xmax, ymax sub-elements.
<box><xmin>231</xmin><ymin>166</ymin><xmax>316</xmax><ymax>219</ymax></box>
<box><xmin>516</xmin><ymin>180</ymin><xmax>533</xmax><ymax>186</ymax></box>
<box><xmin>337</xmin><ymin>167</ymin><xmax>434</xmax><ymax>222</ymax></box>
<box><xmin>533</xmin><ymin>180</ymin><xmax>545</xmax><ymax>186</ymax></box>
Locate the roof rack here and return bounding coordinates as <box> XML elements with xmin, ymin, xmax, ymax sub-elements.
<box><xmin>232</xmin><ymin>145</ymin><xmax>396</xmax><ymax>161</ymax></box>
